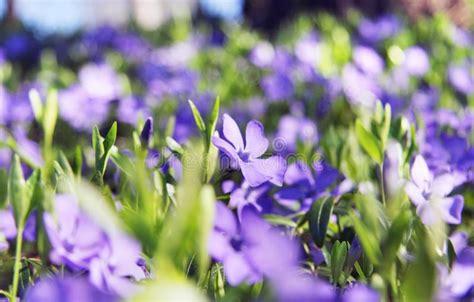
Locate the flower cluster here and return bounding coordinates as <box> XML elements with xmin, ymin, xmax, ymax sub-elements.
<box><xmin>0</xmin><ymin>11</ymin><xmax>472</xmax><ymax>302</ymax></box>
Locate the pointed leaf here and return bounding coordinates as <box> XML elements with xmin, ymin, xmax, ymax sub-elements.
<box><xmin>188</xmin><ymin>100</ymin><xmax>206</xmax><ymax>133</ymax></box>
<box><xmin>355</xmin><ymin>119</ymin><xmax>383</xmax><ymax>164</ymax></box>
<box><xmin>308</xmin><ymin>196</ymin><xmax>334</xmax><ymax>248</ymax></box>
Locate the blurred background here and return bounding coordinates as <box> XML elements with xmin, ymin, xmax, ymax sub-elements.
<box><xmin>0</xmin><ymin>0</ymin><xmax>473</xmax><ymax>36</ymax></box>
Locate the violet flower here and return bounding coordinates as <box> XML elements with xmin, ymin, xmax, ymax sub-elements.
<box><xmin>25</xmin><ymin>276</ymin><xmax>117</xmax><ymax>302</ymax></box>
<box><xmin>405</xmin><ymin>155</ymin><xmax>464</xmax><ymax>225</ymax></box>
<box><xmin>208</xmin><ymin>203</ymin><xmax>299</xmax><ymax>285</ymax></box>
<box><xmin>212</xmin><ymin>114</ymin><xmax>286</xmax><ymax>187</ymax></box>
<box><xmin>222</xmin><ymin>180</ymin><xmax>273</xmax><ymax>219</ymax></box>
<box><xmin>341</xmin><ymin>283</ymin><xmax>380</xmax><ymax>302</ymax></box>
<box><xmin>402</xmin><ymin>46</ymin><xmax>430</xmax><ymax>77</ymax></box>
<box><xmin>261</xmin><ymin>73</ymin><xmax>294</xmax><ymax>101</ymax></box>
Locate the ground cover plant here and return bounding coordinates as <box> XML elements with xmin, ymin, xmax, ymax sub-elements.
<box><xmin>0</xmin><ymin>11</ymin><xmax>473</xmax><ymax>302</ymax></box>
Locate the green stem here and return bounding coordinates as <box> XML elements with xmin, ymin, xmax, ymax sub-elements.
<box><xmin>11</xmin><ymin>225</ymin><xmax>24</xmax><ymax>301</ymax></box>
<box><xmin>379</xmin><ymin>164</ymin><xmax>386</xmax><ymax>206</ymax></box>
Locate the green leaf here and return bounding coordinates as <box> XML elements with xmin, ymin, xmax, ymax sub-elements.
<box><xmin>355</xmin><ymin>119</ymin><xmax>383</xmax><ymax>164</ymax></box>
<box><xmin>308</xmin><ymin>196</ymin><xmax>334</xmax><ymax>248</ymax></box>
<box><xmin>188</xmin><ymin>100</ymin><xmax>206</xmax><ymax>133</ymax></box>
<box><xmin>93</xmin><ymin>123</ymin><xmax>118</xmax><ymax>177</ymax></box>
<box><xmin>166</xmin><ymin>137</ymin><xmax>184</xmax><ymax>157</ymax></box>
<box><xmin>380</xmin><ymin>103</ymin><xmax>391</xmax><ymax>149</ymax></box>
<box><xmin>8</xmin><ymin>155</ymin><xmax>28</xmax><ymax>226</ymax></box>
<box><xmin>351</xmin><ymin>213</ymin><xmax>382</xmax><ymax>266</ymax></box>
<box><xmin>331</xmin><ymin>241</ymin><xmax>348</xmax><ymax>285</ymax></box>
<box><xmin>103</xmin><ymin>122</ymin><xmax>118</xmax><ymax>155</ymax></box>
<box><xmin>0</xmin><ymin>169</ymin><xmax>7</xmax><ymax>208</ymax></box>
<box><xmin>43</xmin><ymin>90</ymin><xmax>58</xmax><ymax>145</ymax></box>
<box><xmin>28</xmin><ymin>89</ymin><xmax>43</xmax><ymax>122</ymax></box>
<box><xmin>92</xmin><ymin>126</ymin><xmax>104</xmax><ymax>169</ymax></box>
<box><xmin>263</xmin><ymin>214</ymin><xmax>298</xmax><ymax>228</ymax></box>
<box><xmin>206</xmin><ymin>96</ymin><xmax>220</xmax><ymax>149</ymax></box>
<box><xmin>381</xmin><ymin>210</ymin><xmax>411</xmax><ymax>265</ymax></box>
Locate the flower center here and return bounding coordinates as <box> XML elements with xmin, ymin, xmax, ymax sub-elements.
<box><xmin>238</xmin><ymin>150</ymin><xmax>251</xmax><ymax>162</ymax></box>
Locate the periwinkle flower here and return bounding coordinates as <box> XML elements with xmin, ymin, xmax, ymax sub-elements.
<box><xmin>25</xmin><ymin>276</ymin><xmax>117</xmax><ymax>302</ymax></box>
<box><xmin>358</xmin><ymin>15</ymin><xmax>400</xmax><ymax>44</ymax></box>
<box><xmin>44</xmin><ymin>194</ymin><xmax>145</xmax><ymax>297</ymax></box>
<box><xmin>249</xmin><ymin>41</ymin><xmax>275</xmax><ymax>68</ymax></box>
<box><xmin>444</xmin><ymin>247</ymin><xmax>474</xmax><ymax>298</ymax></box>
<box><xmin>117</xmin><ymin>96</ymin><xmax>150</xmax><ymax>125</ymax></box>
<box><xmin>448</xmin><ymin>62</ymin><xmax>474</xmax><ymax>95</ymax></box>
<box><xmin>261</xmin><ymin>73</ymin><xmax>294</xmax><ymax>101</ymax></box>
<box><xmin>295</xmin><ymin>32</ymin><xmax>321</xmax><ymax>67</ymax></box>
<box><xmin>58</xmin><ymin>85</ymin><xmax>109</xmax><ymax>131</ymax></box>
<box><xmin>78</xmin><ymin>63</ymin><xmax>122</xmax><ymax>102</ymax></box>
<box><xmin>208</xmin><ymin>203</ymin><xmax>299</xmax><ymax>285</ymax></box>
<box><xmin>222</xmin><ymin>180</ymin><xmax>273</xmax><ymax>218</ymax></box>
<box><xmin>353</xmin><ymin>46</ymin><xmax>384</xmax><ymax>76</ymax></box>
<box><xmin>212</xmin><ymin>114</ymin><xmax>286</xmax><ymax>187</ymax></box>
<box><xmin>402</xmin><ymin>46</ymin><xmax>430</xmax><ymax>77</ymax></box>
<box><xmin>342</xmin><ymin>64</ymin><xmax>381</xmax><ymax>107</ymax></box>
<box><xmin>271</xmin><ymin>273</ymin><xmax>336</xmax><ymax>302</ymax></box>
<box><xmin>44</xmin><ymin>194</ymin><xmax>109</xmax><ymax>270</ymax></box>
<box><xmin>276</xmin><ymin>115</ymin><xmax>318</xmax><ymax>154</ymax></box>
<box><xmin>341</xmin><ymin>283</ymin><xmax>380</xmax><ymax>302</ymax></box>
<box><xmin>405</xmin><ymin>155</ymin><xmax>464</xmax><ymax>225</ymax></box>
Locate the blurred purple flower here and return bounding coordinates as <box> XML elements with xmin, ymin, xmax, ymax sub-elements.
<box><xmin>271</xmin><ymin>273</ymin><xmax>336</xmax><ymax>302</ymax></box>
<box><xmin>208</xmin><ymin>203</ymin><xmax>300</xmax><ymax>285</ymax></box>
<box><xmin>249</xmin><ymin>42</ymin><xmax>275</xmax><ymax>68</ymax></box>
<box><xmin>59</xmin><ymin>85</ymin><xmax>109</xmax><ymax>131</ymax></box>
<box><xmin>358</xmin><ymin>15</ymin><xmax>400</xmax><ymax>44</ymax></box>
<box><xmin>448</xmin><ymin>62</ymin><xmax>474</xmax><ymax>95</ymax></box>
<box><xmin>353</xmin><ymin>46</ymin><xmax>384</xmax><ymax>76</ymax></box>
<box><xmin>402</xmin><ymin>46</ymin><xmax>430</xmax><ymax>77</ymax></box>
<box><xmin>444</xmin><ymin>247</ymin><xmax>474</xmax><ymax>299</ymax></box>
<box><xmin>341</xmin><ymin>283</ymin><xmax>380</xmax><ymax>302</ymax></box>
<box><xmin>295</xmin><ymin>32</ymin><xmax>321</xmax><ymax>67</ymax></box>
<box><xmin>25</xmin><ymin>276</ymin><xmax>117</xmax><ymax>302</ymax></box>
<box><xmin>117</xmin><ymin>96</ymin><xmax>150</xmax><ymax>125</ymax></box>
<box><xmin>276</xmin><ymin>115</ymin><xmax>318</xmax><ymax>154</ymax></box>
<box><xmin>342</xmin><ymin>64</ymin><xmax>381</xmax><ymax>107</ymax></box>
<box><xmin>405</xmin><ymin>155</ymin><xmax>464</xmax><ymax>225</ymax></box>
<box><xmin>261</xmin><ymin>73</ymin><xmax>294</xmax><ymax>101</ymax></box>
<box><xmin>212</xmin><ymin>114</ymin><xmax>286</xmax><ymax>187</ymax></box>
<box><xmin>222</xmin><ymin>180</ymin><xmax>273</xmax><ymax>218</ymax></box>
<box><xmin>78</xmin><ymin>63</ymin><xmax>121</xmax><ymax>102</ymax></box>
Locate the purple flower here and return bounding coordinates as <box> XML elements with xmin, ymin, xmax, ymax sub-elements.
<box><xmin>402</xmin><ymin>46</ymin><xmax>430</xmax><ymax>77</ymax></box>
<box><xmin>448</xmin><ymin>62</ymin><xmax>474</xmax><ymax>95</ymax></box>
<box><xmin>342</xmin><ymin>283</ymin><xmax>380</xmax><ymax>302</ymax></box>
<box><xmin>342</xmin><ymin>64</ymin><xmax>381</xmax><ymax>107</ymax></box>
<box><xmin>117</xmin><ymin>96</ymin><xmax>150</xmax><ymax>125</ymax></box>
<box><xmin>223</xmin><ymin>180</ymin><xmax>273</xmax><ymax>218</ymax></box>
<box><xmin>44</xmin><ymin>194</ymin><xmax>145</xmax><ymax>297</ymax></box>
<box><xmin>443</xmin><ymin>247</ymin><xmax>474</xmax><ymax>299</ymax></box>
<box><xmin>271</xmin><ymin>273</ymin><xmax>336</xmax><ymax>302</ymax></box>
<box><xmin>208</xmin><ymin>203</ymin><xmax>299</xmax><ymax>285</ymax></box>
<box><xmin>25</xmin><ymin>276</ymin><xmax>117</xmax><ymax>302</ymax></box>
<box><xmin>261</xmin><ymin>73</ymin><xmax>294</xmax><ymax>101</ymax></box>
<box><xmin>212</xmin><ymin>114</ymin><xmax>286</xmax><ymax>187</ymax></box>
<box><xmin>249</xmin><ymin>42</ymin><xmax>275</xmax><ymax>68</ymax></box>
<box><xmin>405</xmin><ymin>155</ymin><xmax>464</xmax><ymax>225</ymax></box>
<box><xmin>358</xmin><ymin>15</ymin><xmax>400</xmax><ymax>44</ymax></box>
<box><xmin>275</xmin><ymin>115</ymin><xmax>318</xmax><ymax>154</ymax></box>
<box><xmin>44</xmin><ymin>194</ymin><xmax>109</xmax><ymax>270</ymax></box>
<box><xmin>353</xmin><ymin>46</ymin><xmax>384</xmax><ymax>76</ymax></box>
<box><xmin>295</xmin><ymin>32</ymin><xmax>321</xmax><ymax>66</ymax></box>
<box><xmin>78</xmin><ymin>63</ymin><xmax>121</xmax><ymax>102</ymax></box>
<box><xmin>58</xmin><ymin>85</ymin><xmax>109</xmax><ymax>131</ymax></box>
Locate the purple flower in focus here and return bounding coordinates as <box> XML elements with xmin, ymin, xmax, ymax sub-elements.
<box><xmin>25</xmin><ymin>276</ymin><xmax>117</xmax><ymax>302</ymax></box>
<box><xmin>212</xmin><ymin>114</ymin><xmax>286</xmax><ymax>187</ymax></box>
<box><xmin>261</xmin><ymin>73</ymin><xmax>294</xmax><ymax>101</ymax></box>
<box><xmin>405</xmin><ymin>155</ymin><xmax>464</xmax><ymax>225</ymax></box>
<box><xmin>208</xmin><ymin>203</ymin><xmax>299</xmax><ymax>285</ymax></box>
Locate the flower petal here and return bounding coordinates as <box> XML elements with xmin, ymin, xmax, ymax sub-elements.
<box><xmin>240</xmin><ymin>161</ymin><xmax>271</xmax><ymax>187</ymax></box>
<box><xmin>440</xmin><ymin>195</ymin><xmax>464</xmax><ymax>225</ymax></box>
<box><xmin>223</xmin><ymin>252</ymin><xmax>256</xmax><ymax>286</ymax></box>
<box><xmin>411</xmin><ymin>155</ymin><xmax>432</xmax><ymax>191</ymax></box>
<box><xmin>405</xmin><ymin>182</ymin><xmax>426</xmax><ymax>206</ymax></box>
<box><xmin>223</xmin><ymin>114</ymin><xmax>244</xmax><ymax>150</ymax></box>
<box><xmin>245</xmin><ymin>120</ymin><xmax>268</xmax><ymax>158</ymax></box>
<box><xmin>252</xmin><ymin>156</ymin><xmax>287</xmax><ymax>186</ymax></box>
<box><xmin>212</xmin><ymin>136</ymin><xmax>239</xmax><ymax>162</ymax></box>
<box><xmin>431</xmin><ymin>174</ymin><xmax>455</xmax><ymax>197</ymax></box>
